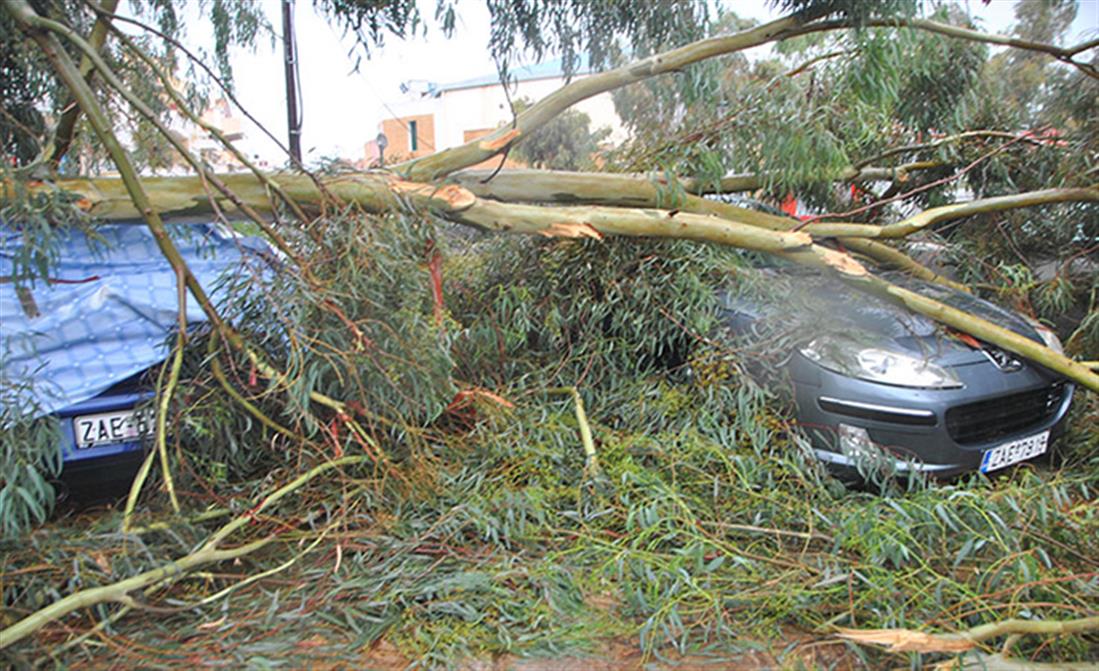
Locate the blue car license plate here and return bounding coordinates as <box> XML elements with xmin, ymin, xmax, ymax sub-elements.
<box><xmin>980</xmin><ymin>430</ymin><xmax>1049</xmax><ymax>473</ymax></box>
<box><xmin>73</xmin><ymin>407</ymin><xmax>155</xmax><ymax>449</ymax></box>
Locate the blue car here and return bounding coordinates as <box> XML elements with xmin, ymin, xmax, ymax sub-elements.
<box><xmin>1</xmin><ymin>221</ymin><xmax>272</xmax><ymax>499</ymax></box>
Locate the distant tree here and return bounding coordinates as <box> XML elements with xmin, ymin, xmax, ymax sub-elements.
<box><xmin>508</xmin><ymin>97</ymin><xmax>610</xmax><ymax>170</ymax></box>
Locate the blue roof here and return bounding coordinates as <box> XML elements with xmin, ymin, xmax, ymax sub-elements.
<box><xmin>436</xmin><ymin>56</ymin><xmax>594</xmax><ymax>93</ymax></box>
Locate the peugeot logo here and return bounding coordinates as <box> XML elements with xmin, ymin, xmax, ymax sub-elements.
<box><xmin>982</xmin><ymin>347</ymin><xmax>1024</xmax><ymax>372</ymax></box>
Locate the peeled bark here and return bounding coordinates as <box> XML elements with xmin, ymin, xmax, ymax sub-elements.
<box><xmin>837</xmin><ymin>615</ymin><xmax>1099</xmax><ymax>653</ymax></box>
<box><xmin>451</xmin><ymin>169</ymin><xmax>971</xmax><ymax>290</ymax></box>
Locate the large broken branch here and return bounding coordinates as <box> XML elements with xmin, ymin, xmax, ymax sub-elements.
<box><xmin>451</xmin><ymin>171</ymin><xmax>1099</xmax><ymax>242</ymax></box>
<box><xmin>13</xmin><ymin>171</ymin><xmax>1098</xmax><ymax>392</ymax></box>
<box><xmin>451</xmin><ymin>199</ymin><xmax>819</xmax><ymax>254</ymax></box>
<box><xmin>450</xmin><ymin>169</ymin><xmax>968</xmax><ymax>290</ymax></box>
<box><xmin>1</xmin><ymin>172</ymin><xmax>454</xmax><ymax>220</ymax></box>
<box><xmin>450</xmin><ymin>170</ymin><xmax>1096</xmax><ymax>290</ymax></box>
<box><xmin>398</xmin><ymin>15</ymin><xmax>1095</xmax><ymax>181</ymax></box>
<box><xmin>397</xmin><ymin>14</ymin><xmax>815</xmax><ymax>181</ymax></box>
<box><xmin>807</xmin><ymin>186</ymin><xmax>1099</xmax><ymax>239</ymax></box>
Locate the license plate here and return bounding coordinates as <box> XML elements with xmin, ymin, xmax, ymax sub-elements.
<box><xmin>980</xmin><ymin>430</ymin><xmax>1049</xmax><ymax>473</ymax></box>
<box><xmin>73</xmin><ymin>407</ymin><xmax>155</xmax><ymax>449</ymax></box>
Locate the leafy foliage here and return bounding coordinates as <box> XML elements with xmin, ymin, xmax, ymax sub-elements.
<box><xmin>0</xmin><ymin>10</ymin><xmax>55</xmax><ymax>164</ymax></box>
<box><xmin>6</xmin><ymin>213</ymin><xmax>1098</xmax><ymax>663</ymax></box>
<box><xmin>480</xmin><ymin>0</ymin><xmax>708</xmax><ymax>78</ymax></box>
<box><xmin>0</xmin><ymin>371</ymin><xmax>61</xmax><ymax>537</ymax></box>
<box><xmin>768</xmin><ymin>0</ymin><xmax>921</xmax><ymax>22</ymax></box>
<box><xmin>316</xmin><ymin>0</ymin><xmax>709</xmax><ymax>84</ymax></box>
<box><xmin>311</xmin><ymin>0</ymin><xmax>423</xmax><ymax>53</ymax></box>
<box><xmin>0</xmin><ymin>0</ymin><xmax>269</xmax><ymax>173</ymax></box>
<box><xmin>170</xmin><ymin>211</ymin><xmax>458</xmax><ymax>482</ymax></box>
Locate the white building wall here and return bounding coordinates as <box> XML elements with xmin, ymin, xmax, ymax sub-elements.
<box><xmin>434</xmin><ymin>75</ymin><xmax>625</xmax><ymax>150</ymax></box>
<box><xmin>375</xmin><ymin>73</ymin><xmax>625</xmax><ymax>153</ymax></box>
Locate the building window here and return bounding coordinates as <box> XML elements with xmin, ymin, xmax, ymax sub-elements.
<box><xmin>409</xmin><ymin>120</ymin><xmax>418</xmax><ymax>152</ymax></box>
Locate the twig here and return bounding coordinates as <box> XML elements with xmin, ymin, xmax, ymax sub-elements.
<box><xmin>103</xmin><ymin>21</ymin><xmax>315</xmax><ymax>232</ymax></box>
<box><xmin>119</xmin><ymin>449</ymin><xmax>158</xmax><ymax>536</ymax></box>
<box><xmin>798</xmin><ymin>131</ymin><xmax>1036</xmax><ymax>226</ymax></box>
<box><xmin>126</xmin><ymin>507</ymin><xmax>232</xmax><ymax>535</ymax></box>
<box><xmin>546</xmin><ymin>386</ymin><xmax>599</xmax><ymax>473</ymax></box>
<box><xmin>207</xmin><ymin>331</ymin><xmax>310</xmax><ymax>443</ymax></box>
<box><xmin>700</xmin><ymin>520</ymin><xmax>833</xmax><ymax>543</ymax></box>
<box><xmin>155</xmin><ymin>269</ymin><xmax>189</xmax><ymax>515</ymax></box>
<box><xmin>853</xmin><ymin>129</ymin><xmax>1058</xmax><ymax>169</ymax></box>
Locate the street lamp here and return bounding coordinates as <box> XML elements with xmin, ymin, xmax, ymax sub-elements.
<box><xmin>376</xmin><ymin>132</ymin><xmax>388</xmax><ymax>166</ymax></box>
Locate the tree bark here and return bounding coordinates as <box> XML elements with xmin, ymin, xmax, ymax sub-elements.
<box><xmin>43</xmin><ymin>0</ymin><xmax>120</xmax><ymax>169</ymax></box>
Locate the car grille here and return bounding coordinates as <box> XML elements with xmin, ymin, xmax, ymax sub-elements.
<box><xmin>945</xmin><ymin>383</ymin><xmax>1066</xmax><ymax>445</ymax></box>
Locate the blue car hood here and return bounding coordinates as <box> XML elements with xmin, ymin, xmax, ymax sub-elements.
<box><xmin>1</xmin><ymin>222</ymin><xmax>273</xmax><ymax>418</ymax></box>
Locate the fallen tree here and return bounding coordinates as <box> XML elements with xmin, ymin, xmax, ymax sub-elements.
<box><xmin>10</xmin><ymin>168</ymin><xmax>1099</xmax><ymax>389</ymax></box>
<box><xmin>2</xmin><ymin>0</ymin><xmax>1098</xmax><ymax>663</ymax></box>
<box><xmin>4</xmin><ymin>0</ymin><xmax>1096</xmax><ymax>389</ymax></box>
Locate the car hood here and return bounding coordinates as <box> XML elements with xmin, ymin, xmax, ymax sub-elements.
<box><xmin>722</xmin><ymin>270</ymin><xmax>1045</xmax><ymax>367</ymax></box>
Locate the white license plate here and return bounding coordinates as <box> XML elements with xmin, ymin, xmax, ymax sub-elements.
<box><xmin>980</xmin><ymin>430</ymin><xmax>1049</xmax><ymax>473</ymax></box>
<box><xmin>74</xmin><ymin>407</ymin><xmax>155</xmax><ymax>449</ymax></box>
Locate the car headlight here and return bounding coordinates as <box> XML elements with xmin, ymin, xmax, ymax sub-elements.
<box><xmin>1023</xmin><ymin>317</ymin><xmax>1064</xmax><ymax>355</ymax></box>
<box><xmin>800</xmin><ymin>336</ymin><xmax>963</xmax><ymax>389</ymax></box>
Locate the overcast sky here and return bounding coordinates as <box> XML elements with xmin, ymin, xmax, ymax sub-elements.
<box><xmin>195</xmin><ymin>0</ymin><xmax>1098</xmax><ymax>165</ymax></box>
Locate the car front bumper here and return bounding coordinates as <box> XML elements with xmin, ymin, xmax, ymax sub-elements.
<box><xmin>788</xmin><ymin>353</ymin><xmax>1075</xmax><ymax>480</ymax></box>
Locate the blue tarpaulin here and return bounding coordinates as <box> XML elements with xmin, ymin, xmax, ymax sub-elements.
<box><xmin>1</xmin><ymin>222</ymin><xmax>270</xmax><ymax>417</ymax></box>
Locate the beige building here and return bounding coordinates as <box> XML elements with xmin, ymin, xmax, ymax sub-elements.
<box><xmin>369</xmin><ymin>60</ymin><xmax>625</xmax><ymax>168</ymax></box>
<box><xmin>168</xmin><ymin>97</ymin><xmax>247</xmax><ymax>173</ymax></box>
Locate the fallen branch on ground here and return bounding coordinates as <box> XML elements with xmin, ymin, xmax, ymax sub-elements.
<box><xmin>836</xmin><ymin>615</ymin><xmax>1099</xmax><ymax>654</ymax></box>
<box><xmin>0</xmin><ymin>456</ymin><xmax>368</xmax><ymax>649</ymax></box>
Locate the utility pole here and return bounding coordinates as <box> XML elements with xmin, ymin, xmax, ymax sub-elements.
<box><xmin>282</xmin><ymin>0</ymin><xmax>302</xmax><ymax>165</ymax></box>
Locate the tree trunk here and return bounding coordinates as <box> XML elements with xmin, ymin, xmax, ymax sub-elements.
<box><xmin>12</xmin><ymin>172</ymin><xmax>1097</xmax><ymax>392</ymax></box>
